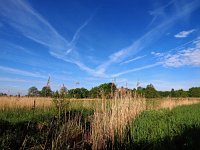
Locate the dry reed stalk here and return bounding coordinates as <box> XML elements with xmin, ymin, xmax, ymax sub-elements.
<box><xmin>0</xmin><ymin>96</ymin><xmax>53</xmax><ymax>109</ymax></box>
<box><xmin>90</xmin><ymin>90</ymin><xmax>146</xmax><ymax>149</ymax></box>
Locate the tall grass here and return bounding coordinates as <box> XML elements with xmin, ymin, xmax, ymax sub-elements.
<box><xmin>129</xmin><ymin>103</ymin><xmax>200</xmax><ymax>149</ymax></box>
<box><xmin>90</xmin><ymin>90</ymin><xmax>146</xmax><ymax>149</ymax></box>
<box><xmin>0</xmin><ymin>96</ymin><xmax>53</xmax><ymax>109</ymax></box>
<box><xmin>1</xmin><ymin>95</ymin><xmax>200</xmax><ymax>149</ymax></box>
<box><xmin>146</xmin><ymin>97</ymin><xmax>200</xmax><ymax>110</ymax></box>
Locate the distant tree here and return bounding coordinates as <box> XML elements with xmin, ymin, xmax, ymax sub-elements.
<box><xmin>40</xmin><ymin>86</ymin><xmax>52</xmax><ymax>97</ymax></box>
<box><xmin>98</xmin><ymin>83</ymin><xmax>117</xmax><ymax>98</ymax></box>
<box><xmin>0</xmin><ymin>93</ymin><xmax>7</xmax><ymax>96</ymax></box>
<box><xmin>88</xmin><ymin>83</ymin><xmax>116</xmax><ymax>99</ymax></box>
<box><xmin>189</xmin><ymin>87</ymin><xmax>200</xmax><ymax>97</ymax></box>
<box><xmin>28</xmin><ymin>86</ymin><xmax>39</xmax><ymax>97</ymax></box>
<box><xmin>171</xmin><ymin>88</ymin><xmax>175</xmax><ymax>97</ymax></box>
<box><xmin>89</xmin><ymin>87</ymin><xmax>100</xmax><ymax>98</ymax></box>
<box><xmin>80</xmin><ymin>88</ymin><xmax>89</xmax><ymax>98</ymax></box>
<box><xmin>67</xmin><ymin>88</ymin><xmax>89</xmax><ymax>99</ymax></box>
<box><xmin>59</xmin><ymin>85</ymin><xmax>68</xmax><ymax>97</ymax></box>
<box><xmin>174</xmin><ymin>89</ymin><xmax>188</xmax><ymax>97</ymax></box>
<box><xmin>145</xmin><ymin>84</ymin><xmax>160</xmax><ymax>98</ymax></box>
<box><xmin>136</xmin><ymin>86</ymin><xmax>145</xmax><ymax>97</ymax></box>
<box><xmin>158</xmin><ymin>91</ymin><xmax>171</xmax><ymax>97</ymax></box>
<box><xmin>53</xmin><ymin>90</ymin><xmax>60</xmax><ymax>98</ymax></box>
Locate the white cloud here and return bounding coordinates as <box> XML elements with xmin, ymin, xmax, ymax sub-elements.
<box><xmin>154</xmin><ymin>37</ymin><xmax>200</xmax><ymax>67</ymax></box>
<box><xmin>174</xmin><ymin>29</ymin><xmax>196</xmax><ymax>38</ymax></box>
<box><xmin>0</xmin><ymin>77</ymin><xmax>43</xmax><ymax>83</ymax></box>
<box><xmin>96</xmin><ymin>0</ymin><xmax>200</xmax><ymax>75</ymax></box>
<box><xmin>120</xmin><ymin>55</ymin><xmax>146</xmax><ymax>65</ymax></box>
<box><xmin>0</xmin><ymin>66</ymin><xmax>46</xmax><ymax>78</ymax></box>
<box><xmin>0</xmin><ymin>0</ymin><xmax>95</xmax><ymax>75</ymax></box>
<box><xmin>1</xmin><ymin>0</ymin><xmax>200</xmax><ymax>78</ymax></box>
<box><xmin>111</xmin><ymin>62</ymin><xmax>161</xmax><ymax>77</ymax></box>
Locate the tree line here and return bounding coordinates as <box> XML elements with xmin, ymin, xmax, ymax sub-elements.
<box><xmin>27</xmin><ymin>83</ymin><xmax>116</xmax><ymax>98</ymax></box>
<box><xmin>135</xmin><ymin>84</ymin><xmax>200</xmax><ymax>98</ymax></box>
<box><xmin>26</xmin><ymin>83</ymin><xmax>200</xmax><ymax>98</ymax></box>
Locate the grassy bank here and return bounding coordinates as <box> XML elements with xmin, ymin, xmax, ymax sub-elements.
<box><xmin>128</xmin><ymin>103</ymin><xmax>200</xmax><ymax>149</ymax></box>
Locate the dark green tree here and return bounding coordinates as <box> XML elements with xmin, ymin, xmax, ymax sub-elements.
<box><xmin>89</xmin><ymin>87</ymin><xmax>100</xmax><ymax>98</ymax></box>
<box><xmin>136</xmin><ymin>86</ymin><xmax>145</xmax><ymax>96</ymax></box>
<box><xmin>174</xmin><ymin>89</ymin><xmax>188</xmax><ymax>97</ymax></box>
<box><xmin>145</xmin><ymin>84</ymin><xmax>160</xmax><ymax>98</ymax></box>
<box><xmin>189</xmin><ymin>87</ymin><xmax>200</xmax><ymax>97</ymax></box>
<box><xmin>28</xmin><ymin>86</ymin><xmax>39</xmax><ymax>97</ymax></box>
<box><xmin>158</xmin><ymin>91</ymin><xmax>171</xmax><ymax>97</ymax></box>
<box><xmin>40</xmin><ymin>86</ymin><xmax>52</xmax><ymax>97</ymax></box>
<box><xmin>98</xmin><ymin>82</ymin><xmax>117</xmax><ymax>98</ymax></box>
<box><xmin>171</xmin><ymin>88</ymin><xmax>175</xmax><ymax>97</ymax></box>
<box><xmin>67</xmin><ymin>88</ymin><xmax>89</xmax><ymax>99</ymax></box>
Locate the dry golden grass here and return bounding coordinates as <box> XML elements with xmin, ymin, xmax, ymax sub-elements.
<box><xmin>159</xmin><ymin>98</ymin><xmax>200</xmax><ymax>110</ymax></box>
<box><xmin>90</xmin><ymin>91</ymin><xmax>146</xmax><ymax>149</ymax></box>
<box><xmin>0</xmin><ymin>96</ymin><xmax>53</xmax><ymax>109</ymax></box>
<box><xmin>0</xmin><ymin>96</ymin><xmax>101</xmax><ymax>110</ymax></box>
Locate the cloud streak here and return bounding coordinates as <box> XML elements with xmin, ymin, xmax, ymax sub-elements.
<box><xmin>111</xmin><ymin>62</ymin><xmax>161</xmax><ymax>77</ymax></box>
<box><xmin>0</xmin><ymin>77</ymin><xmax>43</xmax><ymax>83</ymax></box>
<box><xmin>174</xmin><ymin>29</ymin><xmax>196</xmax><ymax>38</ymax></box>
<box><xmin>120</xmin><ymin>55</ymin><xmax>146</xmax><ymax>65</ymax></box>
<box><xmin>0</xmin><ymin>66</ymin><xmax>46</xmax><ymax>78</ymax></box>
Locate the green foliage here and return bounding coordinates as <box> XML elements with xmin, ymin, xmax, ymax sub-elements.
<box><xmin>89</xmin><ymin>87</ymin><xmax>100</xmax><ymax>98</ymax></box>
<box><xmin>144</xmin><ymin>84</ymin><xmax>160</xmax><ymax>98</ymax></box>
<box><xmin>174</xmin><ymin>89</ymin><xmax>188</xmax><ymax>97</ymax></box>
<box><xmin>98</xmin><ymin>82</ymin><xmax>116</xmax><ymax>98</ymax></box>
<box><xmin>0</xmin><ymin>107</ymin><xmax>56</xmax><ymax>123</ymax></box>
<box><xmin>129</xmin><ymin>103</ymin><xmax>200</xmax><ymax>149</ymax></box>
<box><xmin>27</xmin><ymin>83</ymin><xmax>200</xmax><ymax>98</ymax></box>
<box><xmin>67</xmin><ymin>88</ymin><xmax>89</xmax><ymax>98</ymax></box>
<box><xmin>189</xmin><ymin>87</ymin><xmax>200</xmax><ymax>97</ymax></box>
<box><xmin>40</xmin><ymin>86</ymin><xmax>52</xmax><ymax>97</ymax></box>
<box><xmin>28</xmin><ymin>86</ymin><xmax>39</xmax><ymax>97</ymax></box>
<box><xmin>89</xmin><ymin>82</ymin><xmax>116</xmax><ymax>98</ymax></box>
<box><xmin>158</xmin><ymin>91</ymin><xmax>171</xmax><ymax>97</ymax></box>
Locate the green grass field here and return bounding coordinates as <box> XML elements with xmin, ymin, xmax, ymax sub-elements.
<box><xmin>128</xmin><ymin>103</ymin><xmax>200</xmax><ymax>149</ymax></box>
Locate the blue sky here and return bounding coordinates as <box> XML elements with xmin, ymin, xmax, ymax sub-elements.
<box><xmin>0</xmin><ymin>0</ymin><xmax>200</xmax><ymax>95</ymax></box>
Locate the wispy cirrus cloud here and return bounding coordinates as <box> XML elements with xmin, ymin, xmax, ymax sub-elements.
<box><xmin>153</xmin><ymin>37</ymin><xmax>200</xmax><ymax>67</ymax></box>
<box><xmin>174</xmin><ymin>29</ymin><xmax>196</xmax><ymax>38</ymax></box>
<box><xmin>0</xmin><ymin>66</ymin><xmax>46</xmax><ymax>78</ymax></box>
<box><xmin>0</xmin><ymin>0</ymin><xmax>95</xmax><ymax>75</ymax></box>
<box><xmin>0</xmin><ymin>77</ymin><xmax>43</xmax><ymax>83</ymax></box>
<box><xmin>1</xmin><ymin>0</ymin><xmax>200</xmax><ymax>79</ymax></box>
<box><xmin>111</xmin><ymin>62</ymin><xmax>161</xmax><ymax>78</ymax></box>
<box><xmin>120</xmin><ymin>55</ymin><xmax>146</xmax><ymax>65</ymax></box>
<box><xmin>0</xmin><ymin>0</ymin><xmax>68</xmax><ymax>50</ymax></box>
<box><xmin>96</xmin><ymin>0</ymin><xmax>200</xmax><ymax>75</ymax></box>
<box><xmin>148</xmin><ymin>1</ymin><xmax>173</xmax><ymax>27</ymax></box>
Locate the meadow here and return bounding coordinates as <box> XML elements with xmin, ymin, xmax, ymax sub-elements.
<box><xmin>0</xmin><ymin>95</ymin><xmax>200</xmax><ymax>149</ymax></box>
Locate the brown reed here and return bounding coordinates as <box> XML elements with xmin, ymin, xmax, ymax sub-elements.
<box><xmin>90</xmin><ymin>90</ymin><xmax>146</xmax><ymax>149</ymax></box>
